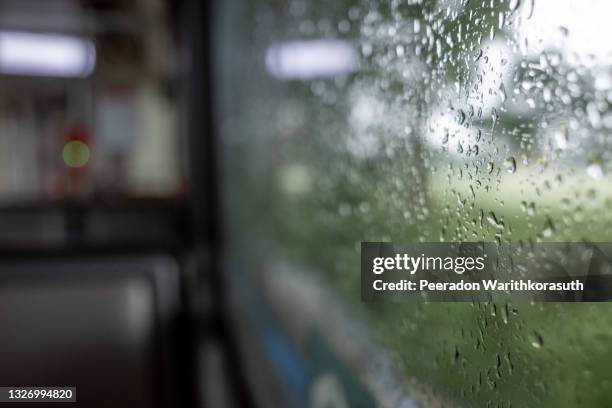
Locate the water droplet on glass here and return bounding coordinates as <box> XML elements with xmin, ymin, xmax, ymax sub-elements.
<box><xmin>586</xmin><ymin>161</ymin><xmax>604</xmax><ymax>180</ymax></box>
<box><xmin>504</xmin><ymin>157</ymin><xmax>517</xmax><ymax>174</ymax></box>
<box><xmin>587</xmin><ymin>102</ymin><xmax>602</xmax><ymax>128</ymax></box>
<box><xmin>359</xmin><ymin>201</ymin><xmax>371</xmax><ymax>213</ymax></box>
<box><xmin>338</xmin><ymin>203</ymin><xmax>352</xmax><ymax>217</ymax></box>
<box><xmin>526</xmin><ymin>0</ymin><xmax>535</xmax><ymax>19</ymax></box>
<box><xmin>442</xmin><ymin>132</ymin><xmax>449</xmax><ymax>144</ymax></box>
<box><xmin>542</xmin><ymin>217</ymin><xmax>555</xmax><ymax>238</ymax></box>
<box><xmin>530</xmin><ymin>330</ymin><xmax>544</xmax><ymax>349</ymax></box>
<box><xmin>501</xmin><ymin>304</ymin><xmax>509</xmax><ymax>324</ymax></box>
<box><xmin>456</xmin><ymin>109</ymin><xmax>466</xmax><ymax>125</ymax></box>
<box><xmin>487</xmin><ymin>211</ymin><xmax>504</xmax><ymax>229</ymax></box>
<box><xmin>395</xmin><ymin>45</ymin><xmax>405</xmax><ymax>57</ymax></box>
<box><xmin>499</xmin><ymin>83</ymin><xmax>507</xmax><ymax>103</ymax></box>
<box><xmin>527</xmin><ymin>202</ymin><xmax>536</xmax><ymax>216</ymax></box>
<box><xmin>554</xmin><ymin>126</ymin><xmax>569</xmax><ymax>150</ymax></box>
<box><xmin>452</xmin><ymin>344</ymin><xmax>461</xmax><ymax>363</ymax></box>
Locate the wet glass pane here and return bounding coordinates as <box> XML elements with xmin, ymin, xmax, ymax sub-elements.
<box><xmin>217</xmin><ymin>0</ymin><xmax>612</xmax><ymax>406</ymax></box>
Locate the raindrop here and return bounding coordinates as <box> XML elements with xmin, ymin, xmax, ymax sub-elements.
<box><xmin>505</xmin><ymin>352</ymin><xmax>514</xmax><ymax>374</ymax></box>
<box><xmin>554</xmin><ymin>127</ymin><xmax>569</xmax><ymax>150</ymax></box>
<box><xmin>396</xmin><ymin>45</ymin><xmax>405</xmax><ymax>57</ymax></box>
<box><xmin>453</xmin><ymin>344</ymin><xmax>461</xmax><ymax>363</ymax></box>
<box><xmin>499</xmin><ymin>83</ymin><xmax>507</xmax><ymax>103</ymax></box>
<box><xmin>504</xmin><ymin>156</ymin><xmax>517</xmax><ymax>174</ymax></box>
<box><xmin>526</xmin><ymin>0</ymin><xmax>534</xmax><ymax>19</ymax></box>
<box><xmin>338</xmin><ymin>203</ymin><xmax>352</xmax><ymax>216</ymax></box>
<box><xmin>487</xmin><ymin>211</ymin><xmax>504</xmax><ymax>229</ymax></box>
<box><xmin>359</xmin><ymin>201</ymin><xmax>371</xmax><ymax>213</ymax></box>
<box><xmin>587</xmin><ymin>102</ymin><xmax>601</xmax><ymax>128</ymax></box>
<box><xmin>586</xmin><ymin>161</ymin><xmax>604</xmax><ymax>180</ymax></box>
<box><xmin>542</xmin><ymin>217</ymin><xmax>555</xmax><ymax>238</ymax></box>
<box><xmin>530</xmin><ymin>330</ymin><xmax>544</xmax><ymax>349</ymax></box>
<box><xmin>501</xmin><ymin>304</ymin><xmax>509</xmax><ymax>324</ymax></box>
<box><xmin>456</xmin><ymin>109</ymin><xmax>466</xmax><ymax>125</ymax></box>
<box><xmin>509</xmin><ymin>0</ymin><xmax>520</xmax><ymax>11</ymax></box>
<box><xmin>527</xmin><ymin>202</ymin><xmax>536</xmax><ymax>216</ymax></box>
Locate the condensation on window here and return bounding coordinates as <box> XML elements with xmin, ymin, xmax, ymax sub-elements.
<box><xmin>217</xmin><ymin>0</ymin><xmax>612</xmax><ymax>406</ymax></box>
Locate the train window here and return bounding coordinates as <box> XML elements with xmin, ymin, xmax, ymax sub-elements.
<box><xmin>216</xmin><ymin>0</ymin><xmax>612</xmax><ymax>407</ymax></box>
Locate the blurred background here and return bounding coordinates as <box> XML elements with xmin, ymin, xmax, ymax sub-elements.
<box><xmin>0</xmin><ymin>0</ymin><xmax>185</xmax><ymax>249</ymax></box>
<box><xmin>0</xmin><ymin>0</ymin><xmax>181</xmax><ymax>200</ymax></box>
<box><xmin>1</xmin><ymin>0</ymin><xmax>612</xmax><ymax>407</ymax></box>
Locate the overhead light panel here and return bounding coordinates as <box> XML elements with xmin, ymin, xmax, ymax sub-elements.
<box><xmin>266</xmin><ymin>39</ymin><xmax>359</xmax><ymax>80</ymax></box>
<box><xmin>0</xmin><ymin>30</ymin><xmax>96</xmax><ymax>78</ymax></box>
